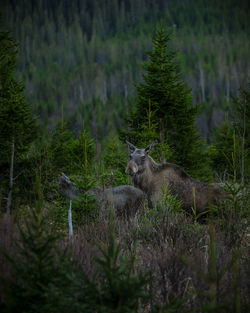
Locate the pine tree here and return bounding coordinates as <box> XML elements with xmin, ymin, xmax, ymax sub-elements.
<box><xmin>102</xmin><ymin>136</ymin><xmax>129</xmax><ymax>186</ymax></box>
<box><xmin>208</xmin><ymin>84</ymin><xmax>250</xmax><ymax>183</ymax></box>
<box><xmin>122</xmin><ymin>26</ymin><xmax>209</xmax><ymax>179</ymax></box>
<box><xmin>208</xmin><ymin>113</ymin><xmax>238</xmax><ymax>180</ymax></box>
<box><xmin>232</xmin><ymin>84</ymin><xmax>250</xmax><ymax>184</ymax></box>
<box><xmin>50</xmin><ymin>122</ymin><xmax>95</xmax><ymax>183</ymax></box>
<box><xmin>50</xmin><ymin>122</ymin><xmax>76</xmax><ymax>174</ymax></box>
<box><xmin>0</xmin><ymin>178</ymin><xmax>80</xmax><ymax>313</ymax></box>
<box><xmin>79</xmin><ymin>223</ymin><xmax>149</xmax><ymax>313</ymax></box>
<box><xmin>0</xmin><ymin>31</ymin><xmax>37</xmax><ymax>214</ymax></box>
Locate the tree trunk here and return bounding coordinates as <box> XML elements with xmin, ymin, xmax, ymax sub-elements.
<box><xmin>199</xmin><ymin>60</ymin><xmax>206</xmax><ymax>102</ymax></box>
<box><xmin>7</xmin><ymin>138</ymin><xmax>15</xmax><ymax>215</ymax></box>
<box><xmin>226</xmin><ymin>77</ymin><xmax>230</xmax><ymax>103</ymax></box>
<box><xmin>241</xmin><ymin>96</ymin><xmax>246</xmax><ymax>185</ymax></box>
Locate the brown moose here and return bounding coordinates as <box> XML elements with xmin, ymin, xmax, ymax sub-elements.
<box><xmin>125</xmin><ymin>141</ymin><xmax>225</xmax><ymax>213</ymax></box>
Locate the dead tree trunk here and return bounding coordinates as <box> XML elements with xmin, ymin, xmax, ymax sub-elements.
<box><xmin>199</xmin><ymin>59</ymin><xmax>206</xmax><ymax>102</ymax></box>
<box><xmin>241</xmin><ymin>95</ymin><xmax>246</xmax><ymax>185</ymax></box>
<box><xmin>7</xmin><ymin>138</ymin><xmax>15</xmax><ymax>215</ymax></box>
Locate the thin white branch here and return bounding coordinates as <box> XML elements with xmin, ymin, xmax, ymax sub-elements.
<box><xmin>68</xmin><ymin>199</ymin><xmax>73</xmax><ymax>239</ymax></box>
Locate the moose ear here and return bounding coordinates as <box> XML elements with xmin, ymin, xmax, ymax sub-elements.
<box><xmin>145</xmin><ymin>141</ymin><xmax>157</xmax><ymax>154</ymax></box>
<box><xmin>126</xmin><ymin>140</ymin><xmax>136</xmax><ymax>152</ymax></box>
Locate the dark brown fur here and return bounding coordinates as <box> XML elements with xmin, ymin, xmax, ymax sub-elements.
<box><xmin>125</xmin><ymin>142</ymin><xmax>225</xmax><ymax>213</ymax></box>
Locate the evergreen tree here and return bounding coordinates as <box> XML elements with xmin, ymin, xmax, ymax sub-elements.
<box><xmin>50</xmin><ymin>122</ymin><xmax>76</xmax><ymax>174</ymax></box>
<box><xmin>101</xmin><ymin>136</ymin><xmax>129</xmax><ymax>186</ymax></box>
<box><xmin>0</xmin><ymin>31</ymin><xmax>37</xmax><ymax>214</ymax></box>
<box><xmin>0</xmin><ymin>178</ymin><xmax>80</xmax><ymax>313</ymax></box>
<box><xmin>0</xmin><ymin>179</ymin><xmax>150</xmax><ymax>313</ymax></box>
<box><xmin>208</xmin><ymin>84</ymin><xmax>250</xmax><ymax>183</ymax></box>
<box><xmin>122</xmin><ymin>26</ymin><xmax>209</xmax><ymax>179</ymax></box>
<box><xmin>72</xmin><ymin>128</ymin><xmax>95</xmax><ymax>175</ymax></box>
<box><xmin>232</xmin><ymin>84</ymin><xmax>250</xmax><ymax>184</ymax></box>
<box><xmin>207</xmin><ymin>113</ymin><xmax>238</xmax><ymax>180</ymax></box>
<box><xmin>78</xmin><ymin>224</ymin><xmax>149</xmax><ymax>313</ymax></box>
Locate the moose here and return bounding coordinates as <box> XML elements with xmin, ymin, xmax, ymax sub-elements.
<box><xmin>125</xmin><ymin>141</ymin><xmax>225</xmax><ymax>213</ymax></box>
<box><xmin>59</xmin><ymin>173</ymin><xmax>145</xmax><ymax>219</ymax></box>
<box><xmin>87</xmin><ymin>185</ymin><xmax>145</xmax><ymax>219</ymax></box>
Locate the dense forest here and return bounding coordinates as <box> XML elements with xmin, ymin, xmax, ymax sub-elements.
<box><xmin>0</xmin><ymin>0</ymin><xmax>249</xmax><ymax>138</ymax></box>
<box><xmin>0</xmin><ymin>0</ymin><xmax>249</xmax><ymax>312</ymax></box>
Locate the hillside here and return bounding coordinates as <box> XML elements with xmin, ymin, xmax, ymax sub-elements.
<box><xmin>0</xmin><ymin>0</ymin><xmax>249</xmax><ymax>139</ymax></box>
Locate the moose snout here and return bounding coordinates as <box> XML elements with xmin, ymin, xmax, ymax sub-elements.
<box><xmin>125</xmin><ymin>161</ymin><xmax>138</xmax><ymax>176</ymax></box>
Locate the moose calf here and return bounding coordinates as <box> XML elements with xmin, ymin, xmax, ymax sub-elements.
<box><xmin>87</xmin><ymin>185</ymin><xmax>145</xmax><ymax>219</ymax></box>
<box><xmin>59</xmin><ymin>174</ymin><xmax>145</xmax><ymax>219</ymax></box>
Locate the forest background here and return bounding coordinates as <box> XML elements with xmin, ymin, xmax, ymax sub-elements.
<box><xmin>1</xmin><ymin>0</ymin><xmax>249</xmax><ymax>139</ymax></box>
<box><xmin>0</xmin><ymin>0</ymin><xmax>249</xmax><ymax>205</ymax></box>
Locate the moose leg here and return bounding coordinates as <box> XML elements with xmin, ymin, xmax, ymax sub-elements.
<box><xmin>147</xmin><ymin>196</ymin><xmax>154</xmax><ymax>210</ymax></box>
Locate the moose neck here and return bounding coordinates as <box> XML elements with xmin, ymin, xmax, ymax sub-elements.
<box><xmin>133</xmin><ymin>156</ymin><xmax>158</xmax><ymax>193</ymax></box>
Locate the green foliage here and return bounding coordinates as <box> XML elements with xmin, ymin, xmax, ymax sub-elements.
<box><xmin>72</xmin><ymin>129</ymin><xmax>95</xmax><ymax>174</ymax></box>
<box><xmin>58</xmin><ymin>173</ymin><xmax>98</xmax><ymax>225</ymax></box>
<box><xmin>0</xmin><ymin>30</ymin><xmax>37</xmax><ymax>213</ymax></box>
<box><xmin>1</xmin><ymin>0</ymin><xmax>249</xmax><ymax>140</ymax></box>
<box><xmin>99</xmin><ymin>169</ymin><xmax>128</xmax><ymax>188</ymax></box>
<box><xmin>47</xmin><ymin>123</ymin><xmax>95</xmax><ymax>181</ymax></box>
<box><xmin>101</xmin><ymin>136</ymin><xmax>129</xmax><ymax>186</ymax></box>
<box><xmin>44</xmin><ymin>196</ymin><xmax>69</xmax><ymax>233</ymax></box>
<box><xmin>50</xmin><ymin>122</ymin><xmax>76</xmax><ymax>174</ymax></box>
<box><xmin>0</xmin><ymin>78</ymin><xmax>37</xmax><ymax>160</ymax></box>
<box><xmin>208</xmin><ymin>113</ymin><xmax>237</xmax><ymax>180</ymax></box>
<box><xmin>0</xmin><ymin>178</ymin><xmax>79</xmax><ymax>313</ymax></box>
<box><xmin>208</xmin><ymin>83</ymin><xmax>250</xmax><ymax>183</ymax></box>
<box><xmin>127</xmin><ymin>99</ymin><xmax>173</xmax><ymax>162</ymax></box>
<box><xmin>1</xmin><ymin>196</ymin><xmax>150</xmax><ymax>312</ymax></box>
<box><xmin>157</xmin><ymin>185</ymin><xmax>183</xmax><ymax>215</ymax></box>
<box><xmin>0</xmin><ymin>31</ymin><xmax>37</xmax><ymax>165</ymax></box>
<box><xmin>0</xmin><ymin>30</ymin><xmax>18</xmax><ymax>86</ymax></box>
<box><xmin>70</xmin><ymin>194</ymin><xmax>99</xmax><ymax>225</ymax></box>
<box><xmin>122</xmin><ymin>26</ymin><xmax>210</xmax><ymax>179</ymax></box>
<box><xmin>135</xmin><ymin>193</ymin><xmax>183</xmax><ymax>245</ymax></box>
<box><xmin>182</xmin><ymin>219</ymin><xmax>242</xmax><ymax>313</ymax></box>
<box><xmin>103</xmin><ymin>136</ymin><xmax>127</xmax><ymax>172</ymax></box>
<box><xmin>232</xmin><ymin>84</ymin><xmax>250</xmax><ymax>183</ymax></box>
<box><xmin>79</xmin><ymin>227</ymin><xmax>149</xmax><ymax>313</ymax></box>
<box><xmin>218</xmin><ymin>181</ymin><xmax>250</xmax><ymax>248</ymax></box>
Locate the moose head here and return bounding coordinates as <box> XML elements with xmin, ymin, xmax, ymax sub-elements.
<box><xmin>125</xmin><ymin>141</ymin><xmax>157</xmax><ymax>176</ymax></box>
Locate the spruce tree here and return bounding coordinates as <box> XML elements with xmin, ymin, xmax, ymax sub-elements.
<box><xmin>122</xmin><ymin>26</ymin><xmax>209</xmax><ymax>179</ymax></box>
<box><xmin>208</xmin><ymin>85</ymin><xmax>250</xmax><ymax>183</ymax></box>
<box><xmin>232</xmin><ymin>84</ymin><xmax>250</xmax><ymax>184</ymax></box>
<box><xmin>0</xmin><ymin>31</ymin><xmax>37</xmax><ymax>213</ymax></box>
<box><xmin>0</xmin><ymin>178</ymin><xmax>80</xmax><ymax>313</ymax></box>
<box><xmin>78</xmin><ymin>224</ymin><xmax>149</xmax><ymax>313</ymax></box>
<box><xmin>207</xmin><ymin>113</ymin><xmax>237</xmax><ymax>180</ymax></box>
